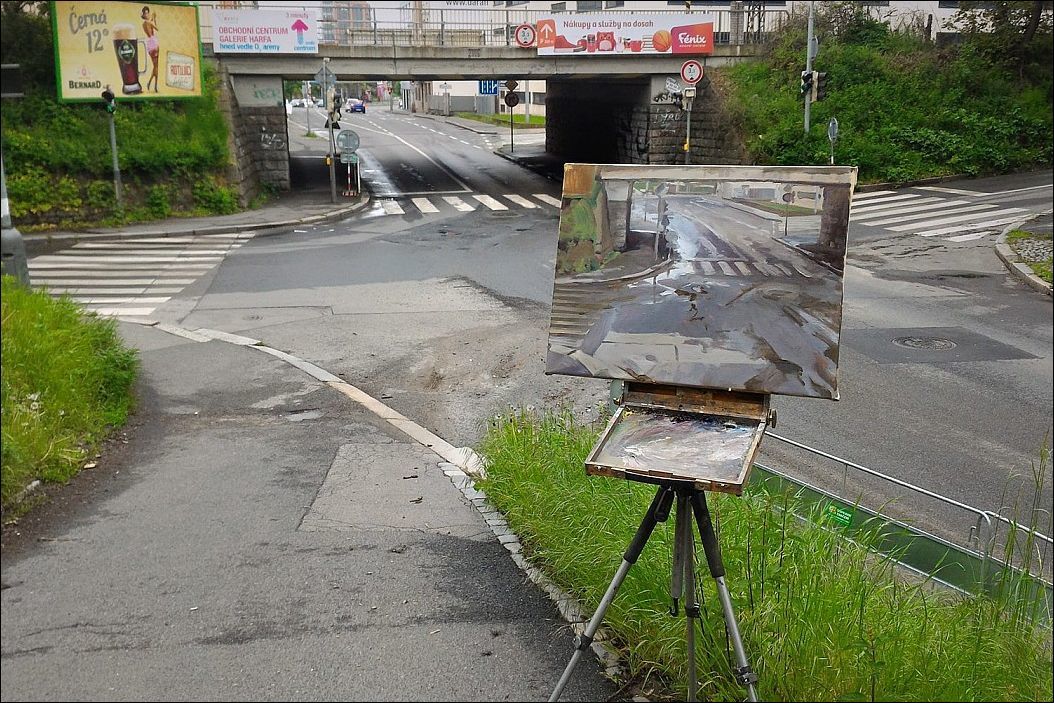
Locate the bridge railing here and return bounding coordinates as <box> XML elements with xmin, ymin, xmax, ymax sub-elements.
<box><xmin>198</xmin><ymin>7</ymin><xmax>789</xmax><ymax>49</ymax></box>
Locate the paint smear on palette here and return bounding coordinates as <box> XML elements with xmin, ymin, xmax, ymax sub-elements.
<box><xmin>593</xmin><ymin>409</ymin><xmax>755</xmax><ymax>483</ymax></box>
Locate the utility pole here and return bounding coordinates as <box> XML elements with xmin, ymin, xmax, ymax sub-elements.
<box><xmin>101</xmin><ymin>87</ymin><xmax>123</xmax><ymax>213</ymax></box>
<box><xmin>303</xmin><ymin>80</ymin><xmax>311</xmax><ymax>135</ymax></box>
<box><xmin>804</xmin><ymin>1</ymin><xmax>815</xmax><ymax>133</ymax></box>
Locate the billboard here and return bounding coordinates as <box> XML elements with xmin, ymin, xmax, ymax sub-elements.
<box><xmin>536</xmin><ymin>13</ymin><xmax>715</xmax><ymax>56</ymax></box>
<box><xmin>52</xmin><ymin>1</ymin><xmax>202</xmax><ymax>102</ymax></box>
<box><xmin>212</xmin><ymin>8</ymin><xmax>319</xmax><ymax>54</ymax></box>
<box><xmin>546</xmin><ymin>164</ymin><xmax>857</xmax><ymax>400</ymax></box>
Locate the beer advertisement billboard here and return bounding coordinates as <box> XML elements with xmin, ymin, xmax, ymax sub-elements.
<box><xmin>51</xmin><ymin>1</ymin><xmax>202</xmax><ymax>102</ymax></box>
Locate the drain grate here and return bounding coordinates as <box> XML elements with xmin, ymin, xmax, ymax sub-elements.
<box><xmin>891</xmin><ymin>336</ymin><xmax>957</xmax><ymax>351</ymax></box>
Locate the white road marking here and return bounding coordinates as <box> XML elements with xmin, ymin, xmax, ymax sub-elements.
<box><xmin>867</xmin><ymin>203</ymin><xmax>1001</xmax><ymax>227</ymax></box>
<box><xmin>888</xmin><ymin>208</ymin><xmax>1026</xmax><ymax>232</ymax></box>
<box><xmin>533</xmin><ymin>193</ymin><xmax>562</xmax><ymax>207</ymax></box>
<box><xmin>916</xmin><ymin>215</ymin><xmax>1029</xmax><ymax>237</ymax></box>
<box><xmin>850</xmin><ymin>193</ymin><xmax>924</xmax><ymax>207</ymax></box>
<box><xmin>733</xmin><ymin>261</ymin><xmax>752</xmax><ymax>275</ymax></box>
<box><xmin>87</xmin><ymin>307</ymin><xmax>157</xmax><ymax>317</ymax></box>
<box><xmin>851</xmin><ymin>197</ymin><xmax>944</xmax><ymax>215</ymax></box>
<box><xmin>945</xmin><ymin>231</ymin><xmax>994</xmax><ymax>242</ymax></box>
<box><xmin>503</xmin><ymin>194</ymin><xmax>538</xmax><ymax>209</ymax></box>
<box><xmin>380</xmin><ymin>200</ymin><xmax>405</xmax><ymax>215</ymax></box>
<box><xmin>473</xmin><ymin>194</ymin><xmax>508</xmax><ymax>211</ymax></box>
<box><xmin>30</xmin><ymin>278</ymin><xmax>195</xmax><ymax>286</ymax></box>
<box><xmin>851</xmin><ymin>190</ymin><xmax>897</xmax><ymax>200</ymax></box>
<box><xmin>443</xmin><ymin>196</ymin><xmax>475</xmax><ymax>212</ymax></box>
<box><xmin>411</xmin><ymin>197</ymin><xmax>440</xmax><ymax>213</ymax></box>
<box><xmin>917</xmin><ymin>186</ymin><xmax>984</xmax><ymax>196</ymax></box>
<box><xmin>851</xmin><ymin>199</ymin><xmax>966</xmax><ymax>221</ymax></box>
<box><xmin>717</xmin><ymin>261</ymin><xmax>736</xmax><ymax>275</ymax></box>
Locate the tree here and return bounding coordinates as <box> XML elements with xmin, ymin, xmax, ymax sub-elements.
<box><xmin>950</xmin><ymin>1</ymin><xmax>1054</xmax><ymax>79</ymax></box>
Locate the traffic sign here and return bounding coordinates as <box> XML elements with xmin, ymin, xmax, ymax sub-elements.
<box><xmin>315</xmin><ymin>64</ymin><xmax>336</xmax><ymax>88</ymax></box>
<box><xmin>680</xmin><ymin>60</ymin><xmax>703</xmax><ymax>85</ymax></box>
<box><xmin>665</xmin><ymin>76</ymin><xmax>683</xmax><ymax>94</ymax></box>
<box><xmin>340</xmin><ymin>151</ymin><xmax>359</xmax><ymax>165</ymax></box>
<box><xmin>439</xmin><ymin>82</ymin><xmax>452</xmax><ymax>92</ymax></box>
<box><xmin>336</xmin><ymin>129</ymin><xmax>359</xmax><ymax>152</ymax></box>
<box><xmin>479</xmin><ymin>80</ymin><xmax>500</xmax><ymax>95</ymax></box>
<box><xmin>514</xmin><ymin>23</ymin><xmax>536</xmax><ymax>48</ymax></box>
<box><xmin>827</xmin><ymin>116</ymin><xmax>839</xmax><ymax>142</ymax></box>
<box><xmin>504</xmin><ymin>79</ymin><xmax>519</xmax><ymax>92</ymax></box>
<box><xmin>504</xmin><ymin>92</ymin><xmax>520</xmax><ymax>108</ymax></box>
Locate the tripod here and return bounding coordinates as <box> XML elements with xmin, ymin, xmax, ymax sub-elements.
<box><xmin>548</xmin><ymin>480</ymin><xmax>759</xmax><ymax>702</ymax></box>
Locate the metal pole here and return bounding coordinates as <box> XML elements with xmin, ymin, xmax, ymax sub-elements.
<box><xmin>524</xmin><ymin>79</ymin><xmax>531</xmax><ymax>124</ymax></box>
<box><xmin>304</xmin><ymin>81</ymin><xmax>311</xmax><ymax>134</ymax></box>
<box><xmin>1</xmin><ymin>149</ymin><xmax>30</xmax><ymax>286</ymax></box>
<box><xmin>804</xmin><ymin>1</ymin><xmax>814</xmax><ymax>133</ymax></box>
<box><xmin>685</xmin><ymin>101</ymin><xmax>693</xmax><ymax>165</ymax></box>
<box><xmin>328</xmin><ymin>116</ymin><xmax>337</xmax><ymax>204</ymax></box>
<box><xmin>510</xmin><ymin>108</ymin><xmax>514</xmax><ymax>153</ymax></box>
<box><xmin>108</xmin><ymin>111</ymin><xmax>123</xmax><ymax>212</ymax></box>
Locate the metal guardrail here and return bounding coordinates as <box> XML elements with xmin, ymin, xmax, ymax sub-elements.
<box><xmin>755</xmin><ymin>431</ymin><xmax>1053</xmax><ymax>622</ymax></box>
<box><xmin>197</xmin><ymin>7</ymin><xmax>789</xmax><ymax>50</ymax></box>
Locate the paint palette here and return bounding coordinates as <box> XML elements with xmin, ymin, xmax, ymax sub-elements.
<box><xmin>585</xmin><ymin>384</ymin><xmax>769</xmax><ymax>494</ymax></box>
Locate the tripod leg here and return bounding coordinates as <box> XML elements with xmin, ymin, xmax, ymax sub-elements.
<box><xmin>670</xmin><ymin>494</ymin><xmax>689</xmax><ymax>616</ymax></box>
<box><xmin>690</xmin><ymin>492</ymin><xmax>759</xmax><ymax>703</ymax></box>
<box><xmin>681</xmin><ymin>495</ymin><xmax>700</xmax><ymax>702</ymax></box>
<box><xmin>549</xmin><ymin>485</ymin><xmax>676</xmax><ymax>703</ymax></box>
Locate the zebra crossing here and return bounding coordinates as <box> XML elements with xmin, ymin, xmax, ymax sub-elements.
<box><xmin>28</xmin><ymin>232</ymin><xmax>254</xmax><ymax>319</ymax></box>
<box><xmin>850</xmin><ymin>188</ymin><xmax>1030</xmax><ymax>242</ymax></box>
<box><xmin>370</xmin><ymin>192</ymin><xmax>560</xmax><ymax>216</ymax></box>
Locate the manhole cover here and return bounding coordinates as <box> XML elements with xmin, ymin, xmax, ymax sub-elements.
<box><xmin>891</xmin><ymin>336</ymin><xmax>957</xmax><ymax>350</ymax></box>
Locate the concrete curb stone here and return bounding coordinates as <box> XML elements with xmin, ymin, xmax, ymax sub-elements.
<box><xmin>994</xmin><ymin>212</ymin><xmax>1053</xmax><ymax>296</ymax></box>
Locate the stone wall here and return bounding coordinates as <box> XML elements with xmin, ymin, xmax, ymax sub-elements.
<box><xmin>644</xmin><ymin>73</ymin><xmax>745</xmax><ymax>165</ymax></box>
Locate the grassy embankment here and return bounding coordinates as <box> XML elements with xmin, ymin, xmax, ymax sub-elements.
<box><xmin>720</xmin><ymin>4</ymin><xmax>1052</xmax><ymax>184</ymax></box>
<box><xmin>479</xmin><ymin>410</ymin><xmax>1053</xmax><ymax>702</ymax></box>
<box><xmin>1</xmin><ymin>278</ymin><xmax>139</xmax><ymax>517</ymax></box>
<box><xmin>455</xmin><ymin>111</ymin><xmax>546</xmax><ymax>128</ymax></box>
<box><xmin>0</xmin><ymin>4</ymin><xmax>247</xmax><ymax>230</ymax></box>
<box><xmin>1007</xmin><ymin>229</ymin><xmax>1053</xmax><ymax>283</ymax></box>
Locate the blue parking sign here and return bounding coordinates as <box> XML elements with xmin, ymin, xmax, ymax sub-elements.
<box><xmin>478</xmin><ymin>80</ymin><xmax>500</xmax><ymax>95</ymax></box>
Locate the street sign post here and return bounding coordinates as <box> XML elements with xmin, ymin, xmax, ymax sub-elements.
<box><xmin>337</xmin><ymin>129</ymin><xmax>360</xmax><ymax>152</ymax></box>
<box><xmin>680</xmin><ymin>60</ymin><xmax>704</xmax><ymax>85</ymax></box>
<box><xmin>319</xmin><ymin>59</ymin><xmax>338</xmax><ymax>203</ymax></box>
<box><xmin>827</xmin><ymin>116</ymin><xmax>839</xmax><ymax>165</ymax></box>
<box><xmin>683</xmin><ymin>86</ymin><xmax>697</xmax><ymax>165</ymax></box>
<box><xmin>504</xmin><ymin>90</ymin><xmax>520</xmax><ymax>153</ymax></box>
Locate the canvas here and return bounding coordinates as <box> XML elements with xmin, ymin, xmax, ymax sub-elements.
<box><xmin>546</xmin><ymin>164</ymin><xmax>857</xmax><ymax>400</ymax></box>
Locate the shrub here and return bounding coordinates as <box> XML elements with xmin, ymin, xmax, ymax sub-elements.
<box><xmin>192</xmin><ymin>177</ymin><xmax>239</xmax><ymax>215</ymax></box>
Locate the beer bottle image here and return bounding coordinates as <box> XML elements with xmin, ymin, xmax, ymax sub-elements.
<box><xmin>111</xmin><ymin>23</ymin><xmax>146</xmax><ymax>95</ymax></box>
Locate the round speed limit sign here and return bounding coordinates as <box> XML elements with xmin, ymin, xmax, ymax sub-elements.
<box><xmin>680</xmin><ymin>60</ymin><xmax>704</xmax><ymax>85</ymax></box>
<box><xmin>514</xmin><ymin>23</ymin><xmax>536</xmax><ymax>48</ymax></box>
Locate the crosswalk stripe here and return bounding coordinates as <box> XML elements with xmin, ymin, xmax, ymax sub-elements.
<box><xmin>733</xmin><ymin>261</ymin><xmax>752</xmax><ymax>275</ymax></box>
<box><xmin>917</xmin><ymin>186</ymin><xmax>982</xmax><ymax>196</ymax></box>
<box><xmin>945</xmin><ymin>231</ymin><xmax>994</xmax><ymax>242</ymax></box>
<box><xmin>867</xmin><ymin>203</ymin><xmax>1001</xmax><ymax>227</ymax></box>
<box><xmin>850</xmin><ymin>193</ymin><xmax>923</xmax><ymax>207</ymax></box>
<box><xmin>30</xmin><ymin>278</ymin><xmax>195</xmax><ymax>286</ymax></box>
<box><xmin>916</xmin><ymin>216</ymin><xmax>1027</xmax><ymax>237</ymax></box>
<box><xmin>716</xmin><ymin>261</ymin><xmax>736</xmax><ymax>275</ymax></box>
<box><xmin>473</xmin><ymin>194</ymin><xmax>508</xmax><ymax>211</ymax></box>
<box><xmin>888</xmin><ymin>208</ymin><xmax>1026</xmax><ymax>232</ymax></box>
<box><xmin>86</xmin><ymin>307</ymin><xmax>157</xmax><ymax>317</ymax></box>
<box><xmin>81</xmin><ymin>297</ymin><xmax>172</xmax><ymax>304</ymax></box>
<box><xmin>533</xmin><ymin>193</ymin><xmax>562</xmax><ymax>207</ymax></box>
<box><xmin>29</xmin><ymin>255</ymin><xmax>222</xmax><ymax>264</ymax></box>
<box><xmin>29</xmin><ymin>262</ymin><xmax>216</xmax><ymax>270</ymax></box>
<box><xmin>443</xmin><ymin>196</ymin><xmax>475</xmax><ymax>212</ymax></box>
<box><xmin>852</xmin><ymin>199</ymin><xmax>967</xmax><ymax>222</ymax></box>
<box><xmin>380</xmin><ymin>199</ymin><xmax>404</xmax><ymax>215</ymax></box>
<box><xmin>411</xmin><ymin>197</ymin><xmax>440</xmax><ymax>214</ymax></box>
<box><xmin>851</xmin><ymin>197</ymin><xmax>944</xmax><ymax>215</ymax></box>
<box><xmin>851</xmin><ymin>190</ymin><xmax>897</xmax><ymax>200</ymax></box>
<box><xmin>503</xmin><ymin>194</ymin><xmax>538</xmax><ymax>209</ymax></box>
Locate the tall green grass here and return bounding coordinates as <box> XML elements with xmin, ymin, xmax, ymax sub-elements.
<box><xmin>478</xmin><ymin>410</ymin><xmax>1053</xmax><ymax>701</ymax></box>
<box><xmin>1</xmin><ymin>277</ymin><xmax>139</xmax><ymax>514</ymax></box>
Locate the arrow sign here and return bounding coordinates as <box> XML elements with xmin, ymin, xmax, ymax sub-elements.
<box><xmin>291</xmin><ymin>19</ymin><xmax>309</xmax><ymax>45</ymax></box>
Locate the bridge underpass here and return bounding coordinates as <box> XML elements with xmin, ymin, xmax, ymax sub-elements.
<box><xmin>211</xmin><ymin>44</ymin><xmax>757</xmax><ymax>199</ymax></box>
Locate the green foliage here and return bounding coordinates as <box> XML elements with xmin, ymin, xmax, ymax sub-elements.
<box><xmin>5</xmin><ymin>167</ymin><xmax>82</xmax><ymax>219</ymax></box>
<box><xmin>145</xmin><ymin>184</ymin><xmax>173</xmax><ymax>219</ymax></box>
<box><xmin>722</xmin><ymin>2</ymin><xmax>1053</xmax><ymax>183</ymax></box>
<box><xmin>192</xmin><ymin>177</ymin><xmax>239</xmax><ymax>215</ymax></box>
<box><xmin>478</xmin><ymin>409</ymin><xmax>1054</xmax><ymax>701</ymax></box>
<box><xmin>1</xmin><ymin>277</ymin><xmax>139</xmax><ymax>514</ymax></box>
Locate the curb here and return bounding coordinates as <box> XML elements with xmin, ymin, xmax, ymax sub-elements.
<box><xmin>139</xmin><ymin>318</ymin><xmax>622</xmax><ymax>685</ymax></box>
<box><xmin>492</xmin><ymin>148</ymin><xmax>560</xmax><ymax>182</ymax></box>
<box><xmin>994</xmin><ymin>213</ymin><xmax>1053</xmax><ymax>297</ymax></box>
<box><xmin>22</xmin><ymin>193</ymin><xmax>371</xmax><ymax>256</ymax></box>
<box><xmin>416</xmin><ymin>112</ymin><xmax>499</xmax><ymax>135</ymax></box>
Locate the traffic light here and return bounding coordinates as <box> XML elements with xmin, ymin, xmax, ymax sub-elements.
<box><xmin>799</xmin><ymin>70</ymin><xmax>813</xmax><ymax>98</ymax></box>
<box><xmin>813</xmin><ymin>72</ymin><xmax>828</xmax><ymax>102</ymax></box>
<box><xmin>101</xmin><ymin>87</ymin><xmax>116</xmax><ymax>113</ymax></box>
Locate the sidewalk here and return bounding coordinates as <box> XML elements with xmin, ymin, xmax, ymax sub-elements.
<box><xmin>0</xmin><ymin>321</ymin><xmax>614</xmax><ymax>701</ymax></box>
<box><xmin>20</xmin><ymin>189</ymin><xmax>369</xmax><ymax>256</ymax></box>
<box><xmin>493</xmin><ymin>142</ymin><xmax>565</xmax><ymax>183</ymax></box>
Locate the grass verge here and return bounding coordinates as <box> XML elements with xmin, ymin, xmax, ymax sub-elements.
<box><xmin>1007</xmin><ymin>229</ymin><xmax>1053</xmax><ymax>284</ymax></box>
<box><xmin>455</xmin><ymin>111</ymin><xmax>546</xmax><ymax>128</ymax></box>
<box><xmin>1</xmin><ymin>277</ymin><xmax>139</xmax><ymax>517</ymax></box>
<box><xmin>478</xmin><ymin>409</ymin><xmax>1053</xmax><ymax>701</ymax></box>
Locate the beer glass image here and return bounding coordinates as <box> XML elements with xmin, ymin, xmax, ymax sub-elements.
<box><xmin>112</xmin><ymin>24</ymin><xmax>146</xmax><ymax>94</ymax></box>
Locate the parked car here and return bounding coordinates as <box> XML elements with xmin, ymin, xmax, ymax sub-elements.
<box><xmin>291</xmin><ymin>98</ymin><xmax>303</xmax><ymax>107</ymax></box>
<box><xmin>347</xmin><ymin>98</ymin><xmax>366</xmax><ymax>113</ymax></box>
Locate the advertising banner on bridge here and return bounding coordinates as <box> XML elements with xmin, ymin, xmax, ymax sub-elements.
<box><xmin>211</xmin><ymin>8</ymin><xmax>319</xmax><ymax>54</ymax></box>
<box><xmin>51</xmin><ymin>1</ymin><xmax>202</xmax><ymax>102</ymax></box>
<box><xmin>536</xmin><ymin>13</ymin><xmax>715</xmax><ymax>56</ymax></box>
